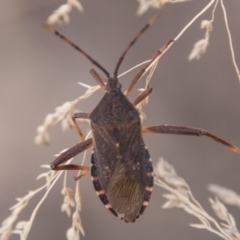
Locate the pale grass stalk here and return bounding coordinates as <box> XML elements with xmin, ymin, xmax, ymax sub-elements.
<box><xmin>35</xmin><ymin>84</ymin><xmax>97</xmax><ymax>146</ymax></box>
<box><xmin>138</xmin><ymin>60</ymin><xmax>158</xmax><ymax>114</ymax></box>
<box><xmin>210</xmin><ymin>0</ymin><xmax>219</xmax><ymax>22</ymax></box>
<box><xmin>20</xmin><ymin>145</ymin><xmax>85</xmax><ymax>239</ymax></box>
<box><xmin>1</xmin><ymin>149</ymin><xmax>81</xmax><ymax>239</ymax></box>
<box><xmin>61</xmin><ymin>171</ymin><xmax>75</xmax><ymax>218</ymax></box>
<box><xmin>145</xmin><ymin>60</ymin><xmax>158</xmax><ymax>88</ymax></box>
<box><xmin>0</xmin><ymin>167</ymin><xmax>60</xmax><ymax>240</ymax></box>
<box><xmin>65</xmin><ymin>134</ymin><xmax>89</xmax><ymax>239</ymax></box>
<box><xmin>187</xmin><ymin>0</ymin><xmax>240</xmax><ymax>82</ymax></box>
<box><xmin>118</xmin><ymin>60</ymin><xmax>150</xmax><ymax>78</ymax></box>
<box><xmin>63</xmin><ymin>169</ymin><xmax>68</xmax><ymax>189</ymax></box>
<box><xmin>155</xmin><ymin>158</ymin><xmax>240</xmax><ymax>240</ymax></box>
<box><xmin>174</xmin><ymin>0</ymin><xmax>216</xmax><ymax>42</ymax></box>
<box><xmin>188</xmin><ymin>0</ymin><xmax>216</xmax><ymax>61</ymax></box>
<box><xmin>135</xmin><ymin>61</ymin><xmax>159</xmax><ymax>120</ymax></box>
<box><xmin>220</xmin><ymin>0</ymin><xmax>240</xmax><ymax>82</ymax></box>
<box><xmin>21</xmin><ymin>171</ymin><xmax>63</xmax><ymax>240</ymax></box>
<box><xmin>74</xmin><ymin>181</ymin><xmax>82</xmax><ymax>212</ymax></box>
<box><xmin>143</xmin><ymin>0</ymin><xmax>217</xmax><ymax>75</ymax></box>
<box><xmin>155</xmin><ymin>180</ymin><xmax>231</xmax><ymax>239</ymax></box>
<box><xmin>187</xmin><ymin>0</ymin><xmax>218</xmax><ymax>60</ymax></box>
<box><xmin>66</xmin><ymin>181</ymin><xmax>85</xmax><ymax>240</ymax></box>
<box><xmin>78</xmin><ymin>135</ymin><xmax>90</xmax><ymax>171</ymax></box>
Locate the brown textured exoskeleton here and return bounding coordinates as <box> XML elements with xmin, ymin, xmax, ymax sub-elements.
<box><xmin>44</xmin><ymin>15</ymin><xmax>240</xmax><ymax>223</ymax></box>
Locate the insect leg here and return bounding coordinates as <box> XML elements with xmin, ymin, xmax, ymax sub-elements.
<box><xmin>142</xmin><ymin>125</ymin><xmax>240</xmax><ymax>153</ymax></box>
<box><xmin>51</xmin><ymin>138</ymin><xmax>93</xmax><ymax>177</ymax></box>
<box><xmin>125</xmin><ymin>39</ymin><xmax>174</xmax><ymax>97</ymax></box>
<box><xmin>90</xmin><ymin>69</ymin><xmax>107</xmax><ymax>92</ymax></box>
<box><xmin>132</xmin><ymin>87</ymin><xmax>153</xmax><ymax>106</ymax></box>
<box><xmin>72</xmin><ymin>112</ymin><xmax>90</xmax><ymax>142</ymax></box>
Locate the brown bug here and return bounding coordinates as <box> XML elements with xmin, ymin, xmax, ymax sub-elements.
<box><xmin>44</xmin><ymin>15</ymin><xmax>240</xmax><ymax>223</ymax></box>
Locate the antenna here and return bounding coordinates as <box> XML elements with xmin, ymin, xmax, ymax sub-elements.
<box><xmin>43</xmin><ymin>24</ymin><xmax>110</xmax><ymax>78</ymax></box>
<box><xmin>113</xmin><ymin>14</ymin><xmax>159</xmax><ymax>78</ymax></box>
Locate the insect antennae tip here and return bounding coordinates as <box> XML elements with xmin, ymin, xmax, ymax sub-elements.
<box><xmin>149</xmin><ymin>14</ymin><xmax>160</xmax><ymax>26</ymax></box>
<box><xmin>42</xmin><ymin>23</ymin><xmax>55</xmax><ymax>34</ymax></box>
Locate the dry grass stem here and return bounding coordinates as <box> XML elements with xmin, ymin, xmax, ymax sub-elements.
<box><xmin>155</xmin><ymin>158</ymin><xmax>240</xmax><ymax>240</ymax></box>
<box><xmin>136</xmin><ymin>61</ymin><xmax>159</xmax><ymax>121</ymax></box>
<box><xmin>188</xmin><ymin>0</ymin><xmax>216</xmax><ymax>60</ymax></box>
<box><xmin>20</xmin><ymin>172</ymin><xmax>63</xmax><ymax>240</ymax></box>
<box><xmin>118</xmin><ymin>60</ymin><xmax>150</xmax><ymax>78</ymax></box>
<box><xmin>137</xmin><ymin>0</ymin><xmax>227</xmax><ymax>81</ymax></box>
<box><xmin>35</xmin><ymin>83</ymin><xmax>96</xmax><ymax>146</ymax></box>
<box><xmin>0</xmin><ymin>167</ymin><xmax>60</xmax><ymax>240</ymax></box>
<box><xmin>219</xmin><ymin>0</ymin><xmax>240</xmax><ymax>82</ymax></box>
<box><xmin>187</xmin><ymin>0</ymin><xmax>240</xmax><ymax>82</ymax></box>
<box><xmin>65</xmin><ymin>141</ymin><xmax>89</xmax><ymax>239</ymax></box>
<box><xmin>0</xmin><ymin>145</ymin><xmax>86</xmax><ymax>240</ymax></box>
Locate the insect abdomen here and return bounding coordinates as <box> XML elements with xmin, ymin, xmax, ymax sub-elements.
<box><xmin>91</xmin><ymin>146</ymin><xmax>153</xmax><ymax>222</ymax></box>
<box><xmin>139</xmin><ymin>146</ymin><xmax>154</xmax><ymax>215</ymax></box>
<box><xmin>91</xmin><ymin>150</ymin><xmax>119</xmax><ymax>218</ymax></box>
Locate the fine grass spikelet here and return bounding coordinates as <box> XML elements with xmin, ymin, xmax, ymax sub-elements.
<box><xmin>61</xmin><ymin>187</ymin><xmax>75</xmax><ymax>217</ymax></box>
<box><xmin>154</xmin><ymin>158</ymin><xmax>240</xmax><ymax>239</ymax></box>
<box><xmin>136</xmin><ymin>0</ymin><xmax>190</xmax><ymax>15</ymax></box>
<box><xmin>47</xmin><ymin>0</ymin><xmax>83</xmax><ymax>25</ymax></box>
<box><xmin>188</xmin><ymin>20</ymin><xmax>213</xmax><ymax>61</ymax></box>
<box><xmin>208</xmin><ymin>184</ymin><xmax>240</xmax><ymax>207</ymax></box>
<box><xmin>188</xmin><ymin>38</ymin><xmax>210</xmax><ymax>61</ymax></box>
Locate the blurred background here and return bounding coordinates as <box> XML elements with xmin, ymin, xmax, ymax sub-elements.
<box><xmin>1</xmin><ymin>0</ymin><xmax>240</xmax><ymax>239</ymax></box>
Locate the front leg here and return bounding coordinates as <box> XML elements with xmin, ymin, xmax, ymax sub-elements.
<box><xmin>142</xmin><ymin>125</ymin><xmax>240</xmax><ymax>153</ymax></box>
<box><xmin>51</xmin><ymin>138</ymin><xmax>93</xmax><ymax>178</ymax></box>
<box><xmin>72</xmin><ymin>112</ymin><xmax>90</xmax><ymax>142</ymax></box>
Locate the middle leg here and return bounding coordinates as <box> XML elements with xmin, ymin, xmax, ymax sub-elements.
<box><xmin>142</xmin><ymin>125</ymin><xmax>240</xmax><ymax>153</ymax></box>
<box><xmin>72</xmin><ymin>112</ymin><xmax>90</xmax><ymax>142</ymax></box>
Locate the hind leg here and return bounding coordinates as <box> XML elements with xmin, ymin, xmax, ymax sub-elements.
<box><xmin>142</xmin><ymin>125</ymin><xmax>240</xmax><ymax>153</ymax></box>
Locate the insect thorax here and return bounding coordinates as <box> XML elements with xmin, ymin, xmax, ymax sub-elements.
<box><xmin>89</xmin><ymin>90</ymin><xmax>139</xmax><ymax>126</ymax></box>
